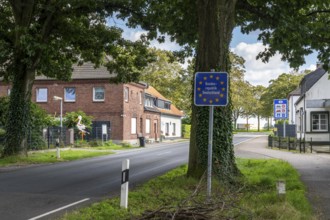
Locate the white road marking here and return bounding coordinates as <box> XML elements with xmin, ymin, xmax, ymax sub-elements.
<box><xmin>156</xmin><ymin>151</ymin><xmax>172</xmax><ymax>156</ymax></box>
<box><xmin>28</xmin><ymin>198</ymin><xmax>90</xmax><ymax>220</ymax></box>
<box><xmin>234</xmin><ymin>137</ymin><xmax>259</xmax><ymax>146</ymax></box>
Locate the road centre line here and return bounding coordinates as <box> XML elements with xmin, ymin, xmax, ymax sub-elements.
<box><xmin>156</xmin><ymin>151</ymin><xmax>172</xmax><ymax>156</ymax></box>
<box><xmin>234</xmin><ymin>136</ymin><xmax>260</xmax><ymax>146</ymax></box>
<box><xmin>28</xmin><ymin>198</ymin><xmax>90</xmax><ymax>220</ymax></box>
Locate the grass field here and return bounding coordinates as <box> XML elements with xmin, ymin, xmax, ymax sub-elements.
<box><xmin>0</xmin><ymin>149</ymin><xmax>113</xmax><ymax>166</ymax></box>
<box><xmin>62</xmin><ymin>159</ymin><xmax>316</xmax><ymax>220</ymax></box>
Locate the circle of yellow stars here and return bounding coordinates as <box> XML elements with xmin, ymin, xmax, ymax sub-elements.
<box><xmin>196</xmin><ymin>74</ymin><xmax>227</xmax><ymax>104</ymax></box>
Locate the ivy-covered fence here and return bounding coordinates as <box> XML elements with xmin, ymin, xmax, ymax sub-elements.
<box><xmin>0</xmin><ymin>125</ymin><xmax>114</xmax><ymax>152</ymax></box>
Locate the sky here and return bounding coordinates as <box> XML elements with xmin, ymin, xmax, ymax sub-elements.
<box><xmin>113</xmin><ymin>16</ymin><xmax>318</xmax><ymax>88</ymax></box>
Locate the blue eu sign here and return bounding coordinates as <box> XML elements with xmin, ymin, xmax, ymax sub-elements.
<box><xmin>194</xmin><ymin>72</ymin><xmax>228</xmax><ymax>106</ymax></box>
<box><xmin>273</xmin><ymin>99</ymin><xmax>288</xmax><ymax>119</ymax></box>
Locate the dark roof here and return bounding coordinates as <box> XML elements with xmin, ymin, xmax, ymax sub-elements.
<box><xmin>36</xmin><ymin>62</ymin><xmax>115</xmax><ymax>80</ymax></box>
<box><xmin>300</xmin><ymin>68</ymin><xmax>327</xmax><ymax>94</ymax></box>
<box><xmin>287</xmin><ymin>87</ymin><xmax>301</xmax><ymax>98</ymax></box>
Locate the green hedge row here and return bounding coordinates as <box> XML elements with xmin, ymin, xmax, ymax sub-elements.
<box><xmin>182</xmin><ymin>124</ymin><xmax>191</xmax><ymax>139</ymax></box>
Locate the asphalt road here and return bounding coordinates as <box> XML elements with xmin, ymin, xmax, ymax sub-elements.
<box><xmin>0</xmin><ymin>135</ymin><xmax>255</xmax><ymax>220</ymax></box>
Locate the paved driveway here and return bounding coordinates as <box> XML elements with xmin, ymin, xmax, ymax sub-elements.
<box><xmin>235</xmin><ymin>135</ymin><xmax>330</xmax><ymax>220</ymax></box>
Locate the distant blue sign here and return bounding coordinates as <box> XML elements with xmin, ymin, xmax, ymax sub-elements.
<box><xmin>274</xmin><ymin>99</ymin><xmax>288</xmax><ymax>119</ymax></box>
<box><xmin>194</xmin><ymin>72</ymin><xmax>228</xmax><ymax>106</ymax></box>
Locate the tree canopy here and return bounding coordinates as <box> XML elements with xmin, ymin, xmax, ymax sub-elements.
<box><xmin>0</xmin><ymin>1</ymin><xmax>153</xmax><ymax>155</ymax></box>
<box><xmin>141</xmin><ymin>49</ymin><xmax>192</xmax><ymax>116</ymax></box>
<box><xmin>260</xmin><ymin>73</ymin><xmax>305</xmax><ymax>118</ymax></box>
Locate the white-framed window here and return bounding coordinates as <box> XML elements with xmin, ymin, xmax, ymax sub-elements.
<box><xmin>311</xmin><ymin>112</ymin><xmax>328</xmax><ymax>132</ymax></box>
<box><xmin>124</xmin><ymin>87</ymin><xmax>129</xmax><ymax>102</ymax></box>
<box><xmin>131</xmin><ymin>118</ymin><xmax>137</xmax><ymax>134</ymax></box>
<box><xmin>36</xmin><ymin>88</ymin><xmax>48</xmax><ymax>102</ymax></box>
<box><xmin>146</xmin><ymin>119</ymin><xmax>151</xmax><ymax>134</ymax></box>
<box><xmin>139</xmin><ymin>91</ymin><xmax>143</xmax><ymax>105</ymax></box>
<box><xmin>165</xmin><ymin>123</ymin><xmax>169</xmax><ymax>136</ymax></box>
<box><xmin>64</xmin><ymin>87</ymin><xmax>76</xmax><ymax>102</ymax></box>
<box><xmin>93</xmin><ymin>87</ymin><xmax>105</xmax><ymax>101</ymax></box>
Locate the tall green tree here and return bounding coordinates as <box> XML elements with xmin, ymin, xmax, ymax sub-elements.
<box><xmin>252</xmin><ymin>85</ymin><xmax>266</xmax><ymax>131</ymax></box>
<box><xmin>241</xmin><ymin>82</ymin><xmax>256</xmax><ymax>131</ymax></box>
<box><xmin>260</xmin><ymin>73</ymin><xmax>304</xmax><ymax>119</ymax></box>
<box><xmin>0</xmin><ymin>1</ymin><xmax>152</xmax><ymax>156</ymax></box>
<box><xmin>141</xmin><ymin>49</ymin><xmax>192</xmax><ymax>116</ymax></box>
<box><xmin>230</xmin><ymin>53</ymin><xmax>247</xmax><ymax>129</ymax></box>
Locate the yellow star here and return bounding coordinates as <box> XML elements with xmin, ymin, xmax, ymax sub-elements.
<box><xmin>203</xmin><ymin>98</ymin><xmax>207</xmax><ymax>102</ymax></box>
<box><xmin>203</xmin><ymin>77</ymin><xmax>207</xmax><ymax>80</ymax></box>
<box><xmin>199</xmin><ymin>81</ymin><xmax>203</xmax><ymax>85</ymax></box>
<box><xmin>199</xmin><ymin>94</ymin><xmax>202</xmax><ymax>97</ymax></box>
<box><xmin>220</xmin><ymin>81</ymin><xmax>224</xmax><ymax>85</ymax></box>
<box><xmin>216</xmin><ymin>76</ymin><xmax>220</xmax><ymax>80</ymax></box>
<box><xmin>197</xmin><ymin>88</ymin><xmax>201</xmax><ymax>91</ymax></box>
<box><xmin>220</xmin><ymin>94</ymin><xmax>224</xmax><ymax>98</ymax></box>
<box><xmin>210</xmin><ymin>75</ymin><xmax>213</xmax><ymax>79</ymax></box>
<box><xmin>222</xmin><ymin>88</ymin><xmax>226</xmax><ymax>91</ymax></box>
<box><xmin>215</xmin><ymin>98</ymin><xmax>219</xmax><ymax>102</ymax></box>
<box><xmin>209</xmin><ymin>100</ymin><xmax>213</xmax><ymax>104</ymax></box>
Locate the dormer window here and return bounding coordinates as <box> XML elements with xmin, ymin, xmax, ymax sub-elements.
<box><xmin>164</xmin><ymin>102</ymin><xmax>171</xmax><ymax>110</ymax></box>
<box><xmin>145</xmin><ymin>96</ymin><xmax>153</xmax><ymax>107</ymax></box>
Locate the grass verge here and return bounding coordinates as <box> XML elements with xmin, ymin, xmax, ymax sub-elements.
<box><xmin>62</xmin><ymin>158</ymin><xmax>316</xmax><ymax>220</ymax></box>
<box><xmin>0</xmin><ymin>149</ymin><xmax>113</xmax><ymax>167</ymax></box>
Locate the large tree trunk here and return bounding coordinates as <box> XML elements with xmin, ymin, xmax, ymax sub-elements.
<box><xmin>232</xmin><ymin>110</ymin><xmax>239</xmax><ymax>130</ymax></box>
<box><xmin>188</xmin><ymin>0</ymin><xmax>239</xmax><ymax>182</ymax></box>
<box><xmin>3</xmin><ymin>63</ymin><xmax>35</xmax><ymax>156</ymax></box>
<box><xmin>246</xmin><ymin>117</ymin><xmax>249</xmax><ymax>132</ymax></box>
<box><xmin>3</xmin><ymin>1</ymin><xmax>38</xmax><ymax>156</ymax></box>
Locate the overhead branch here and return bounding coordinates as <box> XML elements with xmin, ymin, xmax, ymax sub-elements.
<box><xmin>305</xmin><ymin>9</ymin><xmax>330</xmax><ymax>16</ymax></box>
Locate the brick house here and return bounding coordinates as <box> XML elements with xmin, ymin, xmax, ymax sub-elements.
<box><xmin>1</xmin><ymin>62</ymin><xmax>178</xmax><ymax>145</ymax></box>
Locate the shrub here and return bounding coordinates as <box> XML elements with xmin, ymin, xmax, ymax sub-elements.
<box><xmin>182</xmin><ymin>124</ymin><xmax>191</xmax><ymax>138</ymax></box>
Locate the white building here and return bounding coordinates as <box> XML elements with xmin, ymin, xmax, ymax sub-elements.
<box><xmin>294</xmin><ymin>67</ymin><xmax>330</xmax><ymax>143</ymax></box>
<box><xmin>145</xmin><ymin>86</ymin><xmax>183</xmax><ymax>140</ymax></box>
<box><xmin>287</xmin><ymin>88</ymin><xmax>301</xmax><ymax>125</ymax></box>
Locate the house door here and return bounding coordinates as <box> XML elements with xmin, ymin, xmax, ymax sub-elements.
<box><xmin>154</xmin><ymin>120</ymin><xmax>158</xmax><ymax>141</ymax></box>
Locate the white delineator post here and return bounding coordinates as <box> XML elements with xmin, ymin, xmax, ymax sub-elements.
<box><xmin>120</xmin><ymin>159</ymin><xmax>130</xmax><ymax>209</ymax></box>
<box><xmin>56</xmin><ymin>147</ymin><xmax>60</xmax><ymax>159</ymax></box>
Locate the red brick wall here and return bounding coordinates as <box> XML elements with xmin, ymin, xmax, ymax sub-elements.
<box><xmin>0</xmin><ymin>80</ymin><xmax>161</xmax><ymax>143</ymax></box>
<box><xmin>30</xmin><ymin>79</ymin><xmax>126</xmax><ymax>140</ymax></box>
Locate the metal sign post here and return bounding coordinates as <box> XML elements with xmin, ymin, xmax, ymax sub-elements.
<box><xmin>274</xmin><ymin>99</ymin><xmax>288</xmax><ymax>137</ymax></box>
<box><xmin>207</xmin><ymin>106</ymin><xmax>214</xmax><ymax>199</ymax></box>
<box><xmin>194</xmin><ymin>72</ymin><xmax>228</xmax><ymax>200</ymax></box>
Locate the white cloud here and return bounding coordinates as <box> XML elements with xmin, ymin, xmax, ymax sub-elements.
<box><xmin>231</xmin><ymin>42</ymin><xmax>318</xmax><ymax>87</ymax></box>
<box><xmin>231</xmin><ymin>42</ymin><xmax>292</xmax><ymax>87</ymax></box>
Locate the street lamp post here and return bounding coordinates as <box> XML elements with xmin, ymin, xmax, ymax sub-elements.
<box><xmin>54</xmin><ymin>96</ymin><xmax>63</xmax><ymax>149</ymax></box>
<box><xmin>53</xmin><ymin>96</ymin><xmax>63</xmax><ymax>128</ymax></box>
